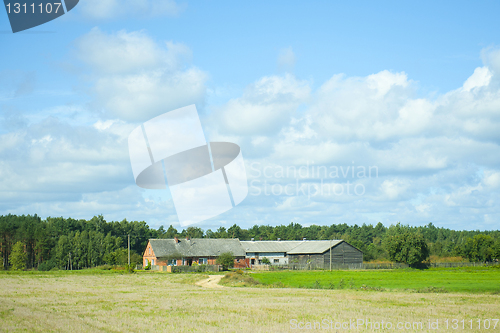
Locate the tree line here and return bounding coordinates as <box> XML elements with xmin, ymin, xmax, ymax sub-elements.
<box><xmin>1</xmin><ymin>214</ymin><xmax>499</xmax><ymax>270</ymax></box>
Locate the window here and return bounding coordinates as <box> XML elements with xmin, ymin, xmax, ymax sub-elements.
<box><xmin>274</xmin><ymin>259</ymin><xmax>279</xmax><ymax>263</ymax></box>
<box><xmin>199</xmin><ymin>258</ymin><xmax>207</xmax><ymax>264</ymax></box>
<box><xmin>152</xmin><ymin>259</ymin><xmax>155</xmax><ymax>265</ymax></box>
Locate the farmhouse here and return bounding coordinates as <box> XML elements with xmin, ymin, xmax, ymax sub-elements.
<box><xmin>144</xmin><ymin>237</ymin><xmax>363</xmax><ymax>269</ymax></box>
<box><xmin>143</xmin><ymin>237</ymin><xmax>249</xmax><ymax>268</ymax></box>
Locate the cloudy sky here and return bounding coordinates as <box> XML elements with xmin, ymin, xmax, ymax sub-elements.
<box><xmin>1</xmin><ymin>1</ymin><xmax>500</xmax><ymax>230</ymax></box>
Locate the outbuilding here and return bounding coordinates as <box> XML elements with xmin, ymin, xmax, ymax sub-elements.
<box><xmin>287</xmin><ymin>240</ymin><xmax>363</xmax><ymax>267</ymax></box>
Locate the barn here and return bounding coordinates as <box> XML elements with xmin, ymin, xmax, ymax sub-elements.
<box><xmin>287</xmin><ymin>240</ymin><xmax>363</xmax><ymax>268</ymax></box>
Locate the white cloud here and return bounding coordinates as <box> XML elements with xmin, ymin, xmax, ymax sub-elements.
<box><xmin>4</xmin><ymin>38</ymin><xmax>500</xmax><ymax>230</ymax></box>
<box><xmin>462</xmin><ymin>67</ymin><xmax>492</xmax><ymax>92</ymax></box>
<box><xmin>483</xmin><ymin>170</ymin><xmax>500</xmax><ymax>188</ymax></box>
<box><xmin>77</xmin><ymin>29</ymin><xmax>167</xmax><ymax>74</ymax></box>
<box><xmin>214</xmin><ymin>74</ymin><xmax>310</xmax><ymax>136</ymax></box>
<box><xmin>76</xmin><ymin>28</ymin><xmax>207</xmax><ymax>122</ymax></box>
<box><xmin>206</xmin><ymin>47</ymin><xmax>500</xmax><ymax>229</ymax></box>
<box><xmin>380</xmin><ymin>179</ymin><xmax>410</xmax><ymax>200</ymax></box>
<box><xmin>481</xmin><ymin>47</ymin><xmax>500</xmax><ymax>77</ymax></box>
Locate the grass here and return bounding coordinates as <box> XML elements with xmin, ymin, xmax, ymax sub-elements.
<box><xmin>1</xmin><ymin>268</ymin><xmax>499</xmax><ymax>332</ymax></box>
<box><xmin>251</xmin><ymin>266</ymin><xmax>500</xmax><ymax>293</ymax></box>
<box><xmin>219</xmin><ymin>270</ymin><xmax>260</xmax><ymax>287</ymax></box>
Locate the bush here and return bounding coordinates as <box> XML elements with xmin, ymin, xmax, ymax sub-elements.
<box><xmin>38</xmin><ymin>260</ymin><xmax>57</xmax><ymax>271</ymax></box>
<box><xmin>261</xmin><ymin>257</ymin><xmax>271</xmax><ymax>265</ymax></box>
<box><xmin>216</xmin><ymin>252</ymin><xmax>235</xmax><ymax>271</ymax></box>
<box><xmin>96</xmin><ymin>265</ymin><xmax>113</xmax><ymax>270</ymax></box>
<box><xmin>125</xmin><ymin>264</ymin><xmax>135</xmax><ymax>274</ymax></box>
<box><xmin>220</xmin><ymin>271</ymin><xmax>260</xmax><ymax>287</ymax></box>
<box><xmin>144</xmin><ymin>259</ymin><xmax>151</xmax><ymax>270</ymax></box>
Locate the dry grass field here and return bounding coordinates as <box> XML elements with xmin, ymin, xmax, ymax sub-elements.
<box><xmin>1</xmin><ymin>270</ymin><xmax>499</xmax><ymax>332</ymax></box>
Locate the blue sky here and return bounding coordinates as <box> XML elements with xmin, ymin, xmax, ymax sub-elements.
<box><xmin>1</xmin><ymin>1</ymin><xmax>500</xmax><ymax>231</ymax></box>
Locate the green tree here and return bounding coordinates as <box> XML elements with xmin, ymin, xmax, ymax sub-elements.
<box><xmin>261</xmin><ymin>257</ymin><xmax>271</xmax><ymax>265</ymax></box>
<box><xmin>216</xmin><ymin>252</ymin><xmax>234</xmax><ymax>270</ymax></box>
<box><xmin>227</xmin><ymin>224</ymin><xmax>242</xmax><ymax>239</ymax></box>
<box><xmin>383</xmin><ymin>226</ymin><xmax>429</xmax><ymax>266</ymax></box>
<box><xmin>215</xmin><ymin>227</ymin><xmax>228</xmax><ymax>238</ymax></box>
<box><xmin>463</xmin><ymin>235</ymin><xmax>495</xmax><ymax>262</ymax></box>
<box><xmin>9</xmin><ymin>241</ymin><xmax>27</xmax><ymax>270</ymax></box>
<box><xmin>55</xmin><ymin>235</ymin><xmax>71</xmax><ymax>269</ymax></box>
<box><xmin>184</xmin><ymin>227</ymin><xmax>204</xmax><ymax>238</ymax></box>
<box><xmin>164</xmin><ymin>225</ymin><xmax>178</xmax><ymax>238</ymax></box>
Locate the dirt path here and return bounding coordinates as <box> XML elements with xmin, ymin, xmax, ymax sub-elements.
<box><xmin>195</xmin><ymin>275</ymin><xmax>224</xmax><ymax>288</ymax></box>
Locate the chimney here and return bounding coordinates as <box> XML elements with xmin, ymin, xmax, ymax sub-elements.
<box><xmin>174</xmin><ymin>237</ymin><xmax>179</xmax><ymax>244</ymax></box>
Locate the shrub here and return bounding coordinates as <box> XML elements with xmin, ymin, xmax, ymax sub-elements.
<box><xmin>144</xmin><ymin>259</ymin><xmax>151</xmax><ymax>270</ymax></box>
<box><xmin>261</xmin><ymin>257</ymin><xmax>271</xmax><ymax>265</ymax></box>
<box><xmin>97</xmin><ymin>265</ymin><xmax>113</xmax><ymax>270</ymax></box>
<box><xmin>220</xmin><ymin>271</ymin><xmax>260</xmax><ymax>287</ymax></box>
<box><xmin>38</xmin><ymin>260</ymin><xmax>57</xmax><ymax>271</ymax></box>
<box><xmin>216</xmin><ymin>252</ymin><xmax>235</xmax><ymax>270</ymax></box>
<box><xmin>125</xmin><ymin>264</ymin><xmax>135</xmax><ymax>274</ymax></box>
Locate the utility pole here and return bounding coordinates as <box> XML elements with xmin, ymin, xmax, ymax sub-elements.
<box><xmin>128</xmin><ymin>234</ymin><xmax>130</xmax><ymax>267</ymax></box>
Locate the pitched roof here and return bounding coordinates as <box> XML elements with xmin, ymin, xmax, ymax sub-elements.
<box><xmin>240</xmin><ymin>240</ymin><xmax>304</xmax><ymax>253</ymax></box>
<box><xmin>149</xmin><ymin>238</ymin><xmax>246</xmax><ymax>258</ymax></box>
<box><xmin>287</xmin><ymin>240</ymin><xmax>344</xmax><ymax>254</ymax></box>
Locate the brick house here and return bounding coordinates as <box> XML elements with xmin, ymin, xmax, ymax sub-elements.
<box><xmin>143</xmin><ymin>237</ymin><xmax>249</xmax><ymax>268</ymax></box>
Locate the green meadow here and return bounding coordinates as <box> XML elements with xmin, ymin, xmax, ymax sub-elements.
<box><xmin>2</xmin><ymin>268</ymin><xmax>500</xmax><ymax>332</ymax></box>
<box><xmin>251</xmin><ymin>266</ymin><xmax>500</xmax><ymax>293</ymax></box>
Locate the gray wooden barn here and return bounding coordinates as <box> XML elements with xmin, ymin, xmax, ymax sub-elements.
<box><xmin>287</xmin><ymin>240</ymin><xmax>363</xmax><ymax>267</ymax></box>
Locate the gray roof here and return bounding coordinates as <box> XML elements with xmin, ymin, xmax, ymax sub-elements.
<box><xmin>149</xmin><ymin>238</ymin><xmax>246</xmax><ymax>258</ymax></box>
<box><xmin>241</xmin><ymin>240</ymin><xmax>305</xmax><ymax>253</ymax></box>
<box><xmin>287</xmin><ymin>240</ymin><xmax>343</xmax><ymax>254</ymax></box>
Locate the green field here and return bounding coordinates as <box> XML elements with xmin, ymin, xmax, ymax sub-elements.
<box><xmin>1</xmin><ymin>269</ymin><xmax>500</xmax><ymax>332</ymax></box>
<box><xmin>251</xmin><ymin>267</ymin><xmax>500</xmax><ymax>293</ymax></box>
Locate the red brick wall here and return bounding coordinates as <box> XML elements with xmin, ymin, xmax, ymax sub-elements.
<box><xmin>143</xmin><ymin>241</ymin><xmax>157</xmax><ymax>267</ymax></box>
<box><xmin>234</xmin><ymin>258</ymin><xmax>250</xmax><ymax>268</ymax></box>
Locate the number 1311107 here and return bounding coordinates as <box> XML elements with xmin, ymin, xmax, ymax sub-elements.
<box><xmin>6</xmin><ymin>3</ymin><xmax>62</xmax><ymax>14</ymax></box>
